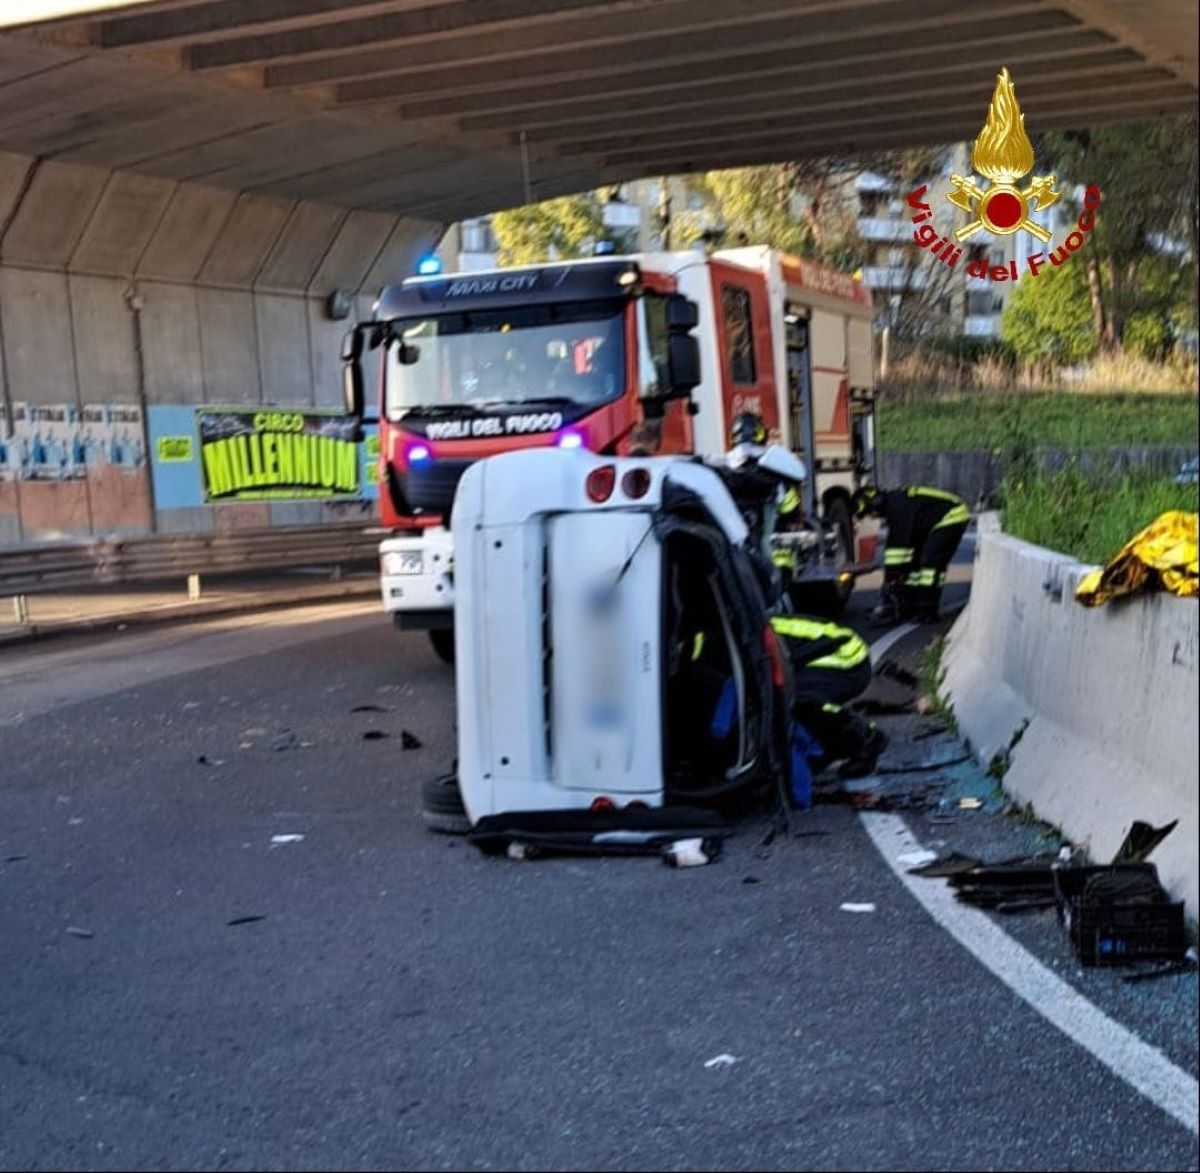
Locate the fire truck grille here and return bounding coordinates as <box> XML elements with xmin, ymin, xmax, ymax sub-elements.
<box><xmin>403</xmin><ymin>459</ymin><xmax>473</xmax><ymax>516</ymax></box>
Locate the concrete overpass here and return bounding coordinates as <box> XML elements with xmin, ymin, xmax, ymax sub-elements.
<box><xmin>3</xmin><ymin>0</ymin><xmax>1195</xmax><ymax>214</ymax></box>
<box><xmin>0</xmin><ymin>1</ymin><xmax>1195</xmax><ymax>543</ymax></box>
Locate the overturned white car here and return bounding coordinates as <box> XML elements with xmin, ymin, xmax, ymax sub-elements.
<box><xmin>435</xmin><ymin>448</ymin><xmax>796</xmax><ymax>839</ymax></box>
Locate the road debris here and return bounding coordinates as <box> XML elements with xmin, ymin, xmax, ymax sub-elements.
<box><xmin>875</xmin><ymin>753</ymin><xmax>972</xmax><ymax>774</ymax></box>
<box><xmin>1111</xmin><ymin>819</ymin><xmax>1178</xmax><ymax>864</ymax></box>
<box><xmin>362</xmin><ymin>730</ymin><xmax>388</xmax><ymax>741</ymax></box>
<box><xmin>351</xmin><ymin>704</ymin><xmax>390</xmax><ymax>713</ymax></box>
<box><xmin>897</xmin><ymin>849</ymin><xmax>938</xmax><ymax>868</ymax></box>
<box><xmin>840</xmin><ymin>902</ymin><xmax>876</xmax><ymax>913</ymax></box>
<box><xmin>270</xmin><ymin>731</ymin><xmax>298</xmax><ymax>752</ymax></box>
<box><xmin>65</xmin><ymin>926</ymin><xmax>94</xmax><ymax>939</ymax></box>
<box><xmin>196</xmin><ymin>755</ymin><xmax>226</xmax><ymax>767</ymax></box>
<box><xmin>958</xmin><ymin>797</ymin><xmax>984</xmax><ymax>810</ymax></box>
<box><xmin>1121</xmin><ymin>959</ymin><xmax>1196</xmax><ymax>984</ymax></box>
<box><xmin>662</xmin><ymin>837</ymin><xmax>720</xmax><ymax>867</ymax></box>
<box><xmin>226</xmin><ymin>915</ymin><xmax>266</xmax><ymax>926</ymax></box>
<box><xmin>270</xmin><ymin>834</ymin><xmax>305</xmax><ymax>846</ymax></box>
<box><xmin>401</xmin><ymin>730</ymin><xmax>423</xmax><ymax>750</ymax></box>
<box><xmin>908</xmin><ymin>852</ymin><xmax>982</xmax><ymax>877</ymax></box>
<box><xmin>742</xmin><ymin>875</ymin><xmax>762</xmax><ymax>885</ymax></box>
<box><xmin>704</xmin><ymin>1054</ymin><xmax>740</xmax><ymax>1069</ymax></box>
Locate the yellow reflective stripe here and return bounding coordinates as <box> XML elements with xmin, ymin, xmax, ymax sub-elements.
<box><xmin>908</xmin><ymin>486</ymin><xmax>963</xmax><ymax>505</ymax></box>
<box><xmin>691</xmin><ymin>632</ymin><xmax>705</xmax><ymax>661</ymax></box>
<box><xmin>772</xmin><ymin>616</ymin><xmax>869</xmax><ymax>670</ymax></box>
<box><xmin>780</xmin><ymin>488</ymin><xmax>801</xmax><ymax>515</ymax></box>
<box><xmin>821</xmin><ymin>702</ymin><xmax>842</xmax><ymax>715</ymax></box>
<box><xmin>934</xmin><ymin>504</ymin><xmax>971</xmax><ymax>527</ymax></box>
<box><xmin>906</xmin><ymin>569</ymin><xmax>937</xmax><ymax>586</ymax></box>
<box><xmin>884</xmin><ymin>548</ymin><xmax>914</xmax><ymax>564</ymax></box>
<box><xmin>772</xmin><ymin>549</ymin><xmax>796</xmax><ymax>568</ymax></box>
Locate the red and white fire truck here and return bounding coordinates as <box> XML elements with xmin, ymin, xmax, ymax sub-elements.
<box><xmin>341</xmin><ymin>245</ymin><xmax>880</xmax><ymax>661</ymax></box>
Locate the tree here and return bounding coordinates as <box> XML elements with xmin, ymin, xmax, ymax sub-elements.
<box><xmin>1001</xmin><ymin>257</ymin><xmax>1095</xmax><ymax>363</ymax></box>
<box><xmin>491</xmin><ymin>193</ymin><xmax>604</xmax><ymax>265</ymax></box>
<box><xmin>1035</xmin><ymin>115</ymin><xmax>1198</xmax><ymax>351</ymax></box>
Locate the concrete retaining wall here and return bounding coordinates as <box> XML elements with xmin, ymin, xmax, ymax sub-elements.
<box><xmin>943</xmin><ymin>513</ymin><xmax>1199</xmax><ymax>920</ymax></box>
<box><xmin>0</xmin><ymin>151</ymin><xmax>441</xmax><ymax>544</ymax></box>
<box><xmin>879</xmin><ymin>446</ymin><xmax>1196</xmax><ymax>507</ymax></box>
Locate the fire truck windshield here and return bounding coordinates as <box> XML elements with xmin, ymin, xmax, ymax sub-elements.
<box><xmin>384</xmin><ymin>299</ymin><xmax>625</xmax><ymax>419</ymax></box>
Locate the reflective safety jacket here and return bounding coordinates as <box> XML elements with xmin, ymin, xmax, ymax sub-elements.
<box><xmin>879</xmin><ymin>486</ymin><xmax>970</xmax><ymax>569</ymax></box>
<box><xmin>771</xmin><ymin>615</ymin><xmax>870</xmax><ymax>672</ymax></box>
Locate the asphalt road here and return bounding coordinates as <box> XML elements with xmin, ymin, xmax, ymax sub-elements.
<box><xmin>2</xmin><ymin>535</ymin><xmax>1196</xmax><ymax>1172</ymax></box>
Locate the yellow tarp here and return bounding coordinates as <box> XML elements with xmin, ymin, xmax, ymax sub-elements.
<box><xmin>1075</xmin><ymin>511</ymin><xmax>1199</xmax><ymax>606</ymax></box>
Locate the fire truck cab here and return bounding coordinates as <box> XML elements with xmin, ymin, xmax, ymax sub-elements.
<box><xmin>342</xmin><ymin>247</ymin><xmax>878</xmax><ymax>660</ymax></box>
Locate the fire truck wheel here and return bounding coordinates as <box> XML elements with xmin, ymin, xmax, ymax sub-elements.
<box><xmin>823</xmin><ymin>498</ymin><xmax>855</xmax><ymax>612</ymax></box>
<box><xmin>428</xmin><ymin>628</ymin><xmax>456</xmax><ymax>665</ymax></box>
<box><xmin>421</xmin><ymin>773</ymin><xmax>470</xmax><ymax>835</ymax></box>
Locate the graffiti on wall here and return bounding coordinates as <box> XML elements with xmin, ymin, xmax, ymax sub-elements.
<box><xmin>0</xmin><ymin>403</ymin><xmax>146</xmax><ymax>481</ymax></box>
<box><xmin>0</xmin><ymin>402</ymin><xmax>152</xmax><ymax>538</ymax></box>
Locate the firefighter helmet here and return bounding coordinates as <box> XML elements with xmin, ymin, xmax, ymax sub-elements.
<box><xmin>852</xmin><ymin>484</ymin><xmax>884</xmax><ymax>518</ymax></box>
<box><xmin>730</xmin><ymin>412</ymin><xmax>767</xmax><ymax>447</ymax></box>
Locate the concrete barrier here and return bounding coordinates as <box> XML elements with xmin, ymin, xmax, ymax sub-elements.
<box><xmin>942</xmin><ymin>513</ymin><xmax>1199</xmax><ymax>920</ymax></box>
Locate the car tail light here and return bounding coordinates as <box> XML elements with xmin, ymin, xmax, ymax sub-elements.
<box><xmin>590</xmin><ymin>796</ymin><xmax>615</xmax><ymax>812</ymax></box>
<box><xmin>762</xmin><ymin>625</ymin><xmax>786</xmax><ymax>689</ymax></box>
<box><xmin>585</xmin><ymin>464</ymin><xmax>616</xmax><ymax>503</ymax></box>
<box><xmin>621</xmin><ymin>468</ymin><xmax>651</xmax><ymax>499</ymax></box>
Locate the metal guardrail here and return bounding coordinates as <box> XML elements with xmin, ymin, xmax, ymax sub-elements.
<box><xmin>0</xmin><ymin>524</ymin><xmax>381</xmax><ymax>599</ymax></box>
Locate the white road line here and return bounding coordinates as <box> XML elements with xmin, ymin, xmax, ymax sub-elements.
<box><xmin>863</xmin><ymin>616</ymin><xmax>1197</xmax><ymax>1134</ymax></box>
<box><xmin>862</xmin><ymin>813</ymin><xmax>1199</xmax><ymax>1135</ymax></box>
<box><xmin>867</xmin><ymin>620</ymin><xmax>918</xmax><ymax>665</ymax></box>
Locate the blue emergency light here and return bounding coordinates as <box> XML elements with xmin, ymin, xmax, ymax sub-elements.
<box><xmin>416</xmin><ymin>253</ymin><xmax>443</xmax><ymax>276</ymax></box>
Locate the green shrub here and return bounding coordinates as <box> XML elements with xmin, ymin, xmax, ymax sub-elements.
<box><xmin>1002</xmin><ymin>464</ymin><xmax>1199</xmax><ymax>563</ymax></box>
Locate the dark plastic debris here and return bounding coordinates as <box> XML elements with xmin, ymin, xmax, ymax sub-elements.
<box><xmin>271</xmin><ymin>731</ymin><xmax>298</xmax><ymax>752</ymax></box>
<box><xmin>362</xmin><ymin>730</ymin><xmax>389</xmax><ymax>741</ymax></box>
<box><xmin>401</xmin><ymin>730</ymin><xmax>423</xmax><ymax>750</ymax></box>
<box><xmin>1111</xmin><ymin>819</ymin><xmax>1178</xmax><ymax>865</ymax></box>
<box><xmin>227</xmin><ymin>915</ymin><xmax>266</xmax><ymax>926</ymax></box>
<box><xmin>743</xmin><ymin>875</ymin><xmax>762</xmax><ymax>885</ymax></box>
<box><xmin>874</xmin><ymin>661</ymin><xmax>920</xmax><ymax>687</ymax></box>
<box><xmin>1122</xmin><ymin>960</ymin><xmax>1196</xmax><ymax>984</ymax></box>
<box><xmin>351</xmin><ymin>704</ymin><xmax>390</xmax><ymax>713</ymax></box>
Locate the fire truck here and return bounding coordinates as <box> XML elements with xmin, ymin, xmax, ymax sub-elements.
<box><xmin>341</xmin><ymin>245</ymin><xmax>880</xmax><ymax>662</ymax></box>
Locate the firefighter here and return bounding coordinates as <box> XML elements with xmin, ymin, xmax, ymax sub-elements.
<box><xmin>853</xmin><ymin>484</ymin><xmax>970</xmax><ymax>622</ymax></box>
<box><xmin>770</xmin><ymin>614</ymin><xmax>888</xmax><ymax>778</ymax></box>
